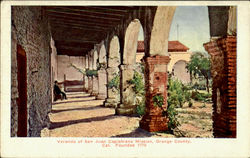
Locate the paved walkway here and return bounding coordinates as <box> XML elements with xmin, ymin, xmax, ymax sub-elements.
<box><xmin>41</xmin><ymin>92</ymin><xmax>175</xmax><ymax>138</ymax></box>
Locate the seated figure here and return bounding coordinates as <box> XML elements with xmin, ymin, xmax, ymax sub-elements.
<box><xmin>54</xmin><ymin>81</ymin><xmax>67</xmax><ymax>101</ymax></box>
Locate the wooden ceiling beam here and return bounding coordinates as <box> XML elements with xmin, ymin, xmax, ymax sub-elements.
<box><xmin>48</xmin><ymin>16</ymin><xmax>115</xmax><ymax>28</ymax></box>
<box><xmin>88</xmin><ymin>6</ymin><xmax>135</xmax><ymax>13</ymax></box>
<box><xmin>47</xmin><ymin>13</ymin><xmax>120</xmax><ymax>25</ymax></box>
<box><xmin>46</xmin><ymin>9</ymin><xmax>121</xmax><ymax>21</ymax></box>
<box><xmin>50</xmin><ymin>23</ymin><xmax>107</xmax><ymax>32</ymax></box>
<box><xmin>47</xmin><ymin>6</ymin><xmax>125</xmax><ymax>18</ymax></box>
<box><xmin>50</xmin><ymin>20</ymin><xmax>110</xmax><ymax>31</ymax></box>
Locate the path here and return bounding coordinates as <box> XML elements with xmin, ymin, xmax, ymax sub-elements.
<box><xmin>41</xmin><ymin>92</ymin><xmax>175</xmax><ymax>138</ymax></box>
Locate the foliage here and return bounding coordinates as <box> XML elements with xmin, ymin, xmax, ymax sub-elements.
<box><xmin>191</xmin><ymin>91</ymin><xmax>212</xmax><ymax>102</ymax></box>
<box><xmin>97</xmin><ymin>62</ymin><xmax>106</xmax><ymax>70</ymax></box>
<box><xmin>128</xmin><ymin>71</ymin><xmax>145</xmax><ymax>96</ymax></box>
<box><xmin>86</xmin><ymin>69</ymin><xmax>98</xmax><ymax>77</ymax></box>
<box><xmin>167</xmin><ymin>78</ymin><xmax>191</xmax><ymax>108</ymax></box>
<box><xmin>136</xmin><ymin>97</ymin><xmax>146</xmax><ymax>116</ymax></box>
<box><xmin>153</xmin><ymin>94</ymin><xmax>164</xmax><ymax>107</ymax></box>
<box><xmin>69</xmin><ymin>63</ymin><xmax>86</xmax><ymax>75</ymax></box>
<box><xmin>107</xmin><ymin>74</ymin><xmax>120</xmax><ymax>90</ymax></box>
<box><xmin>186</xmin><ymin>52</ymin><xmax>211</xmax><ymax>93</ymax></box>
<box><xmin>167</xmin><ymin>104</ymin><xmax>180</xmax><ymax>131</ymax></box>
<box><xmin>127</xmin><ymin>70</ymin><xmax>146</xmax><ymax>116</ymax></box>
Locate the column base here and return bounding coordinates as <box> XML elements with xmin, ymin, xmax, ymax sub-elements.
<box><xmin>96</xmin><ymin>93</ymin><xmax>107</xmax><ymax>100</ymax></box>
<box><xmin>139</xmin><ymin>115</ymin><xmax>168</xmax><ymax>132</ymax></box>
<box><xmin>115</xmin><ymin>104</ymin><xmax>136</xmax><ymax>115</ymax></box>
<box><xmin>103</xmin><ymin>98</ymin><xmax>119</xmax><ymax>108</ymax></box>
<box><xmin>90</xmin><ymin>92</ymin><xmax>98</xmax><ymax>97</ymax></box>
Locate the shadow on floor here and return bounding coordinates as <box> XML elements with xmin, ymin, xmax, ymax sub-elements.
<box><xmin>52</xmin><ymin>99</ymin><xmax>95</xmax><ymax>105</ymax></box>
<box><xmin>111</xmin><ymin>128</ymin><xmax>155</xmax><ymax>138</ymax></box>
<box><xmin>67</xmin><ymin>95</ymin><xmax>92</xmax><ymax>99</ymax></box>
<box><xmin>49</xmin><ymin>114</ymin><xmax>115</xmax><ymax>130</ymax></box>
<box><xmin>51</xmin><ymin>104</ymin><xmax>103</xmax><ymax>113</ymax></box>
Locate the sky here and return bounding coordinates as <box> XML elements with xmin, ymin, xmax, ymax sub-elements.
<box><xmin>138</xmin><ymin>6</ymin><xmax>210</xmax><ymax>53</ymax></box>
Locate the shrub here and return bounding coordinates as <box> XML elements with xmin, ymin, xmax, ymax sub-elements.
<box><xmin>191</xmin><ymin>91</ymin><xmax>211</xmax><ymax>102</ymax></box>
<box><xmin>167</xmin><ymin>104</ymin><xmax>180</xmax><ymax>131</ymax></box>
<box><xmin>153</xmin><ymin>94</ymin><xmax>164</xmax><ymax>107</ymax></box>
<box><xmin>167</xmin><ymin>78</ymin><xmax>191</xmax><ymax>108</ymax></box>
<box><xmin>128</xmin><ymin>71</ymin><xmax>145</xmax><ymax>96</ymax></box>
<box><xmin>136</xmin><ymin>98</ymin><xmax>145</xmax><ymax>116</ymax></box>
<box><xmin>86</xmin><ymin>69</ymin><xmax>98</xmax><ymax>77</ymax></box>
<box><xmin>107</xmin><ymin>74</ymin><xmax>120</xmax><ymax>90</ymax></box>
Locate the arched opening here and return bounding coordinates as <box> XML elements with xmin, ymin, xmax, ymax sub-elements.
<box><xmin>97</xmin><ymin>43</ymin><xmax>107</xmax><ymax>100</ymax></box>
<box><xmin>104</xmin><ymin>36</ymin><xmax>121</xmax><ymax>107</ymax></box>
<box><xmin>172</xmin><ymin>60</ymin><xmax>190</xmax><ymax>84</ymax></box>
<box><xmin>166</xmin><ymin>6</ymin><xmax>213</xmax><ymax>137</ymax></box>
<box><xmin>116</xmin><ymin>19</ymin><xmax>144</xmax><ymax>115</ymax></box>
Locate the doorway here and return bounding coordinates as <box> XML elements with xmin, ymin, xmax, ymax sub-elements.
<box><xmin>17</xmin><ymin>44</ymin><xmax>27</xmax><ymax>137</ymax></box>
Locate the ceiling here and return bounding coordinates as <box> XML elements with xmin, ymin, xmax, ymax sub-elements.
<box><xmin>45</xmin><ymin>6</ymin><xmax>138</xmax><ymax>56</ymax></box>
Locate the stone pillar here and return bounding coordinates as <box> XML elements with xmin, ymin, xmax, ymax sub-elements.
<box><xmin>88</xmin><ymin>76</ymin><xmax>93</xmax><ymax>94</ymax></box>
<box><xmin>97</xmin><ymin>68</ymin><xmax>107</xmax><ymax>99</ymax></box>
<box><xmin>84</xmin><ymin>55</ymin><xmax>89</xmax><ymax>92</ymax></box>
<box><xmin>84</xmin><ymin>75</ymin><xmax>88</xmax><ymax>92</ymax></box>
<box><xmin>91</xmin><ymin>76</ymin><xmax>99</xmax><ymax>96</ymax></box>
<box><xmin>104</xmin><ymin>67</ymin><xmax>120</xmax><ymax>107</ymax></box>
<box><xmin>87</xmin><ymin>52</ymin><xmax>93</xmax><ymax>94</ymax></box>
<box><xmin>204</xmin><ymin>36</ymin><xmax>236</xmax><ymax>138</ymax></box>
<box><xmin>115</xmin><ymin>64</ymin><xmax>136</xmax><ymax>115</ymax></box>
<box><xmin>139</xmin><ymin>55</ymin><xmax>170</xmax><ymax>132</ymax></box>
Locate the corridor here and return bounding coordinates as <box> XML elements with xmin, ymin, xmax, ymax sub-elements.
<box><xmin>42</xmin><ymin>92</ymin><xmax>139</xmax><ymax>137</ymax></box>
<box><xmin>41</xmin><ymin>92</ymin><xmax>175</xmax><ymax>138</ymax></box>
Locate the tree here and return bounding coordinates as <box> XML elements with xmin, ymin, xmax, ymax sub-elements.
<box><xmin>186</xmin><ymin>52</ymin><xmax>211</xmax><ymax>93</ymax></box>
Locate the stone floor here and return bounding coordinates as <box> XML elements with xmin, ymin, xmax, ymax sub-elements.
<box><xmin>41</xmin><ymin>92</ymin><xmax>175</xmax><ymax>138</ymax></box>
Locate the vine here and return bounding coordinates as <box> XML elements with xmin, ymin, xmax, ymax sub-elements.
<box><xmin>127</xmin><ymin>71</ymin><xmax>145</xmax><ymax>96</ymax></box>
<box><xmin>86</xmin><ymin>69</ymin><xmax>98</xmax><ymax>77</ymax></box>
<box><xmin>153</xmin><ymin>94</ymin><xmax>164</xmax><ymax>107</ymax></box>
<box><xmin>107</xmin><ymin>73</ymin><xmax>120</xmax><ymax>90</ymax></box>
<box><xmin>69</xmin><ymin>63</ymin><xmax>85</xmax><ymax>75</ymax></box>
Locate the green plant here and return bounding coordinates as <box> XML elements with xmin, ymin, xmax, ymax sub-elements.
<box><xmin>153</xmin><ymin>94</ymin><xmax>164</xmax><ymax>107</ymax></box>
<box><xmin>191</xmin><ymin>91</ymin><xmax>211</xmax><ymax>102</ymax></box>
<box><xmin>136</xmin><ymin>100</ymin><xmax>145</xmax><ymax>116</ymax></box>
<box><xmin>128</xmin><ymin>71</ymin><xmax>145</xmax><ymax>96</ymax></box>
<box><xmin>188</xmin><ymin>101</ymin><xmax>193</xmax><ymax>107</ymax></box>
<box><xmin>97</xmin><ymin>62</ymin><xmax>106</xmax><ymax>70</ymax></box>
<box><xmin>167</xmin><ymin>104</ymin><xmax>180</xmax><ymax>131</ymax></box>
<box><xmin>86</xmin><ymin>69</ymin><xmax>98</xmax><ymax>77</ymax></box>
<box><xmin>186</xmin><ymin>52</ymin><xmax>211</xmax><ymax>93</ymax></box>
<box><xmin>107</xmin><ymin>74</ymin><xmax>120</xmax><ymax>90</ymax></box>
<box><xmin>167</xmin><ymin>78</ymin><xmax>191</xmax><ymax>108</ymax></box>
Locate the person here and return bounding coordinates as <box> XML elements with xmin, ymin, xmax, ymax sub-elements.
<box><xmin>54</xmin><ymin>81</ymin><xmax>67</xmax><ymax>101</ymax></box>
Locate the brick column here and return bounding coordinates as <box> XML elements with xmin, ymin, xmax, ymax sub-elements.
<box><xmin>204</xmin><ymin>36</ymin><xmax>236</xmax><ymax>138</ymax></box>
<box><xmin>139</xmin><ymin>55</ymin><xmax>170</xmax><ymax>132</ymax></box>
<box><xmin>115</xmin><ymin>64</ymin><xmax>136</xmax><ymax>115</ymax></box>
<box><xmin>104</xmin><ymin>67</ymin><xmax>120</xmax><ymax>107</ymax></box>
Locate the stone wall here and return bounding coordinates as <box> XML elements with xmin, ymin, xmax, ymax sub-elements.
<box><xmin>204</xmin><ymin>36</ymin><xmax>236</xmax><ymax>138</ymax></box>
<box><xmin>57</xmin><ymin>55</ymin><xmax>85</xmax><ymax>82</ymax></box>
<box><xmin>11</xmin><ymin>6</ymin><xmax>52</xmax><ymax>136</ymax></box>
